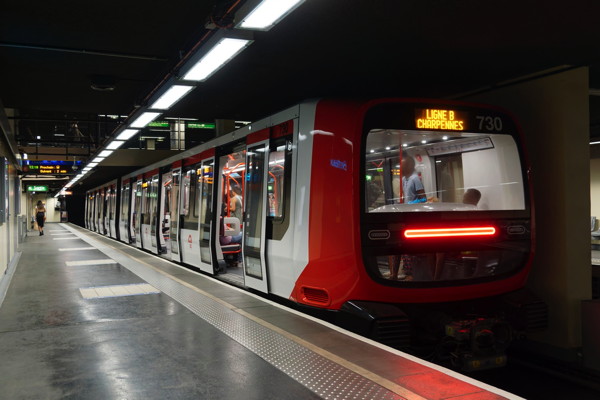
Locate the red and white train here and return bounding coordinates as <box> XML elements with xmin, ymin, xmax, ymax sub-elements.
<box><xmin>85</xmin><ymin>98</ymin><xmax>547</xmax><ymax>370</ymax></box>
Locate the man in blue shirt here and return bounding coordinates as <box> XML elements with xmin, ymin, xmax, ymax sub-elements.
<box><xmin>401</xmin><ymin>156</ymin><xmax>425</xmax><ymax>203</ymax></box>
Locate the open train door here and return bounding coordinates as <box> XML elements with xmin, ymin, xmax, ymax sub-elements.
<box><xmin>243</xmin><ymin>137</ymin><xmax>269</xmax><ymax>293</ymax></box>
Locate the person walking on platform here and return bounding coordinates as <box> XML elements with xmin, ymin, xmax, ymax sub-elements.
<box><xmin>35</xmin><ymin>200</ymin><xmax>46</xmax><ymax>236</ymax></box>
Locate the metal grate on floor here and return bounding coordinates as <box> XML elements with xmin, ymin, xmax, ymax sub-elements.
<box><xmin>79</xmin><ymin>283</ymin><xmax>160</xmax><ymax>299</ymax></box>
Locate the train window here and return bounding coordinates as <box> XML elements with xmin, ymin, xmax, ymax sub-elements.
<box><xmin>267</xmin><ymin>140</ymin><xmax>288</xmax><ymax>218</ymax></box>
<box><xmin>150</xmin><ymin>176</ymin><xmax>159</xmax><ymax>234</ymax></box>
<box><xmin>134</xmin><ymin>181</ymin><xmax>142</xmax><ymax>235</ymax></box>
<box><xmin>121</xmin><ymin>184</ymin><xmax>130</xmax><ymax>221</ymax></box>
<box><xmin>170</xmin><ymin>170</ymin><xmax>181</xmax><ymax>253</ymax></box>
<box><xmin>142</xmin><ymin>181</ymin><xmax>151</xmax><ymax>225</ymax></box>
<box><xmin>182</xmin><ymin>166</ymin><xmax>199</xmax><ymax>229</ymax></box>
<box><xmin>364</xmin><ymin>130</ymin><xmax>525</xmax><ymax>212</ymax></box>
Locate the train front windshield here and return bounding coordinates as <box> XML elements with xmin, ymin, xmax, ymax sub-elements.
<box><xmin>362</xmin><ymin>103</ymin><xmax>531</xmax><ymax>285</ymax></box>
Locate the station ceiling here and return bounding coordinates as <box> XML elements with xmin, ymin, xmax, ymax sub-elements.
<box><xmin>2</xmin><ymin>0</ymin><xmax>600</xmax><ymax>192</ymax></box>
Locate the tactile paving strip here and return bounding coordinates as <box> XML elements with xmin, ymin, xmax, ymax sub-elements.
<box><xmin>64</xmin><ymin>225</ymin><xmax>405</xmax><ymax>400</ymax></box>
<box><xmin>124</xmin><ymin>261</ymin><xmax>403</xmax><ymax>399</ymax></box>
<box><xmin>80</xmin><ymin>283</ymin><xmax>160</xmax><ymax>299</ymax></box>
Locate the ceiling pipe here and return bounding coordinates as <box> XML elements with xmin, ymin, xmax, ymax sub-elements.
<box><xmin>0</xmin><ymin>42</ymin><xmax>167</xmax><ymax>62</ymax></box>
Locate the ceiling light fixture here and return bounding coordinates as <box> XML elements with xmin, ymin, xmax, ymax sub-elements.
<box><xmin>149</xmin><ymin>84</ymin><xmax>195</xmax><ymax>110</ymax></box>
<box><xmin>92</xmin><ymin>156</ymin><xmax>105</xmax><ymax>163</ymax></box>
<box><xmin>236</xmin><ymin>0</ymin><xmax>305</xmax><ymax>31</ymax></box>
<box><xmin>181</xmin><ymin>32</ymin><xmax>253</xmax><ymax>82</ymax></box>
<box><xmin>106</xmin><ymin>141</ymin><xmax>125</xmax><ymax>150</ymax></box>
<box><xmin>116</xmin><ymin>129</ymin><xmax>139</xmax><ymax>141</ymax></box>
<box><xmin>129</xmin><ymin>112</ymin><xmax>161</xmax><ymax>129</ymax></box>
<box><xmin>99</xmin><ymin>150</ymin><xmax>113</xmax><ymax>157</ymax></box>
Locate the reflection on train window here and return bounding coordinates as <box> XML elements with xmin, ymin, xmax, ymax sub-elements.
<box><xmin>369</xmin><ymin>248</ymin><xmax>527</xmax><ymax>283</ymax></box>
<box><xmin>364</xmin><ymin>129</ymin><xmax>525</xmax><ymax>212</ymax></box>
<box><xmin>149</xmin><ymin>176</ymin><xmax>159</xmax><ymax>233</ymax></box>
<box><xmin>121</xmin><ymin>185</ymin><xmax>130</xmax><ymax>221</ymax></box>
<box><xmin>182</xmin><ymin>170</ymin><xmax>191</xmax><ymax>217</ymax></box>
<box><xmin>267</xmin><ymin>143</ymin><xmax>286</xmax><ymax>218</ymax></box>
<box><xmin>142</xmin><ymin>182</ymin><xmax>151</xmax><ymax>225</ymax></box>
<box><xmin>133</xmin><ymin>182</ymin><xmax>142</xmax><ymax>234</ymax></box>
<box><xmin>182</xmin><ymin>167</ymin><xmax>199</xmax><ymax>229</ymax></box>
<box><xmin>170</xmin><ymin>170</ymin><xmax>181</xmax><ymax>253</ymax></box>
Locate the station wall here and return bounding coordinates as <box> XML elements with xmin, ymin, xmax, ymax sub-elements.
<box><xmin>590</xmin><ymin>158</ymin><xmax>600</xmax><ymax>221</ymax></box>
<box><xmin>0</xmin><ymin>136</ymin><xmax>20</xmax><ymax>280</ymax></box>
<box><xmin>467</xmin><ymin>67</ymin><xmax>591</xmax><ymax>355</ymax></box>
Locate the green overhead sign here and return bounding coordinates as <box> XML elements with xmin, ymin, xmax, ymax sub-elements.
<box><xmin>27</xmin><ymin>185</ymin><xmax>48</xmax><ymax>192</ymax></box>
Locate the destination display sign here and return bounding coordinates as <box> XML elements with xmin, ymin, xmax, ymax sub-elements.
<box><xmin>23</xmin><ymin>161</ymin><xmax>81</xmax><ymax>175</ymax></box>
<box><xmin>415</xmin><ymin>109</ymin><xmax>467</xmax><ymax>131</ymax></box>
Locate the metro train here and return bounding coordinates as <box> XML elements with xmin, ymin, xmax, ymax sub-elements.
<box><xmin>85</xmin><ymin>98</ymin><xmax>547</xmax><ymax>371</ymax></box>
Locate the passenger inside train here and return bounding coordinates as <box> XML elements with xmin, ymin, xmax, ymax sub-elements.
<box><xmin>218</xmin><ymin>150</ymin><xmax>246</xmax><ymax>276</ymax></box>
<box><xmin>365</xmin><ymin>128</ymin><xmax>528</xmax><ymax>283</ymax></box>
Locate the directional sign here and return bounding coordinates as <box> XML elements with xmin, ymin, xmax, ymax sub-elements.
<box><xmin>27</xmin><ymin>185</ymin><xmax>48</xmax><ymax>192</ymax></box>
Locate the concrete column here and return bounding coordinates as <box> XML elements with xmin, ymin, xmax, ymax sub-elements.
<box><xmin>467</xmin><ymin>67</ymin><xmax>591</xmax><ymax>352</ymax></box>
<box><xmin>216</xmin><ymin>119</ymin><xmax>236</xmax><ymax>137</ymax></box>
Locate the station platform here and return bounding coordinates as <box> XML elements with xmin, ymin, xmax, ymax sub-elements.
<box><xmin>0</xmin><ymin>223</ymin><xmax>522</xmax><ymax>400</ymax></box>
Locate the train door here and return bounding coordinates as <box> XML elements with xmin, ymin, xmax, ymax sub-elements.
<box><xmin>85</xmin><ymin>193</ymin><xmax>91</xmax><ymax>229</ymax></box>
<box><xmin>133</xmin><ymin>179</ymin><xmax>143</xmax><ymax>248</ymax></box>
<box><xmin>84</xmin><ymin>193</ymin><xmax>88</xmax><ymax>229</ymax></box>
<box><xmin>169</xmin><ymin>168</ymin><xmax>182</xmax><ymax>262</ymax></box>
<box><xmin>180</xmin><ymin>163</ymin><xmax>201</xmax><ymax>268</ymax></box>
<box><xmin>215</xmin><ymin>147</ymin><xmax>245</xmax><ymax>283</ymax></box>
<box><xmin>147</xmin><ymin>174</ymin><xmax>160</xmax><ymax>254</ymax></box>
<box><xmin>96</xmin><ymin>189</ymin><xmax>104</xmax><ymax>233</ymax></box>
<box><xmin>103</xmin><ymin>187</ymin><xmax>110</xmax><ymax>235</ymax></box>
<box><xmin>141</xmin><ymin>175</ymin><xmax>155</xmax><ymax>252</ymax></box>
<box><xmin>264</xmin><ymin>129</ymin><xmax>295</xmax><ymax>297</ymax></box>
<box><xmin>119</xmin><ymin>180</ymin><xmax>131</xmax><ymax>243</ymax></box>
<box><xmin>160</xmin><ymin>170</ymin><xmax>172</xmax><ymax>259</ymax></box>
<box><xmin>109</xmin><ymin>184</ymin><xmax>118</xmax><ymax>239</ymax></box>
<box><xmin>243</xmin><ymin>139</ymin><xmax>269</xmax><ymax>292</ymax></box>
<box><xmin>198</xmin><ymin>158</ymin><xmax>214</xmax><ymax>273</ymax></box>
<box><xmin>106</xmin><ymin>186</ymin><xmax>112</xmax><ymax>237</ymax></box>
<box><xmin>89</xmin><ymin>192</ymin><xmax>96</xmax><ymax>231</ymax></box>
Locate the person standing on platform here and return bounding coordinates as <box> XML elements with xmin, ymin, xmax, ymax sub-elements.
<box><xmin>35</xmin><ymin>200</ymin><xmax>46</xmax><ymax>236</ymax></box>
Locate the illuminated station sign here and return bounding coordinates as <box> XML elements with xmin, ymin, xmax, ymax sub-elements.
<box><xmin>415</xmin><ymin>109</ymin><xmax>467</xmax><ymax>131</ymax></box>
<box><xmin>27</xmin><ymin>185</ymin><xmax>49</xmax><ymax>192</ymax></box>
<box><xmin>23</xmin><ymin>161</ymin><xmax>81</xmax><ymax>175</ymax></box>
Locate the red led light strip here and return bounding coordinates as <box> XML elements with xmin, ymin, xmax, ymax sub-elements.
<box><xmin>404</xmin><ymin>227</ymin><xmax>496</xmax><ymax>238</ymax></box>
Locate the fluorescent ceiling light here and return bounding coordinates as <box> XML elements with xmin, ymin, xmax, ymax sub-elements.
<box><xmin>106</xmin><ymin>140</ymin><xmax>125</xmax><ymax>150</ymax></box>
<box><xmin>238</xmin><ymin>0</ymin><xmax>304</xmax><ymax>30</ymax></box>
<box><xmin>591</xmin><ymin>140</ymin><xmax>600</xmax><ymax>145</ymax></box>
<box><xmin>99</xmin><ymin>150</ymin><xmax>114</xmax><ymax>157</ymax></box>
<box><xmin>92</xmin><ymin>156</ymin><xmax>105</xmax><ymax>163</ymax></box>
<box><xmin>130</xmin><ymin>112</ymin><xmax>161</xmax><ymax>128</ymax></box>
<box><xmin>182</xmin><ymin>38</ymin><xmax>251</xmax><ymax>81</ymax></box>
<box><xmin>149</xmin><ymin>85</ymin><xmax>194</xmax><ymax>110</ymax></box>
<box><xmin>116</xmin><ymin>129</ymin><xmax>139</xmax><ymax>141</ymax></box>
<box><xmin>88</xmin><ymin>163</ymin><xmax>98</xmax><ymax>167</ymax></box>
